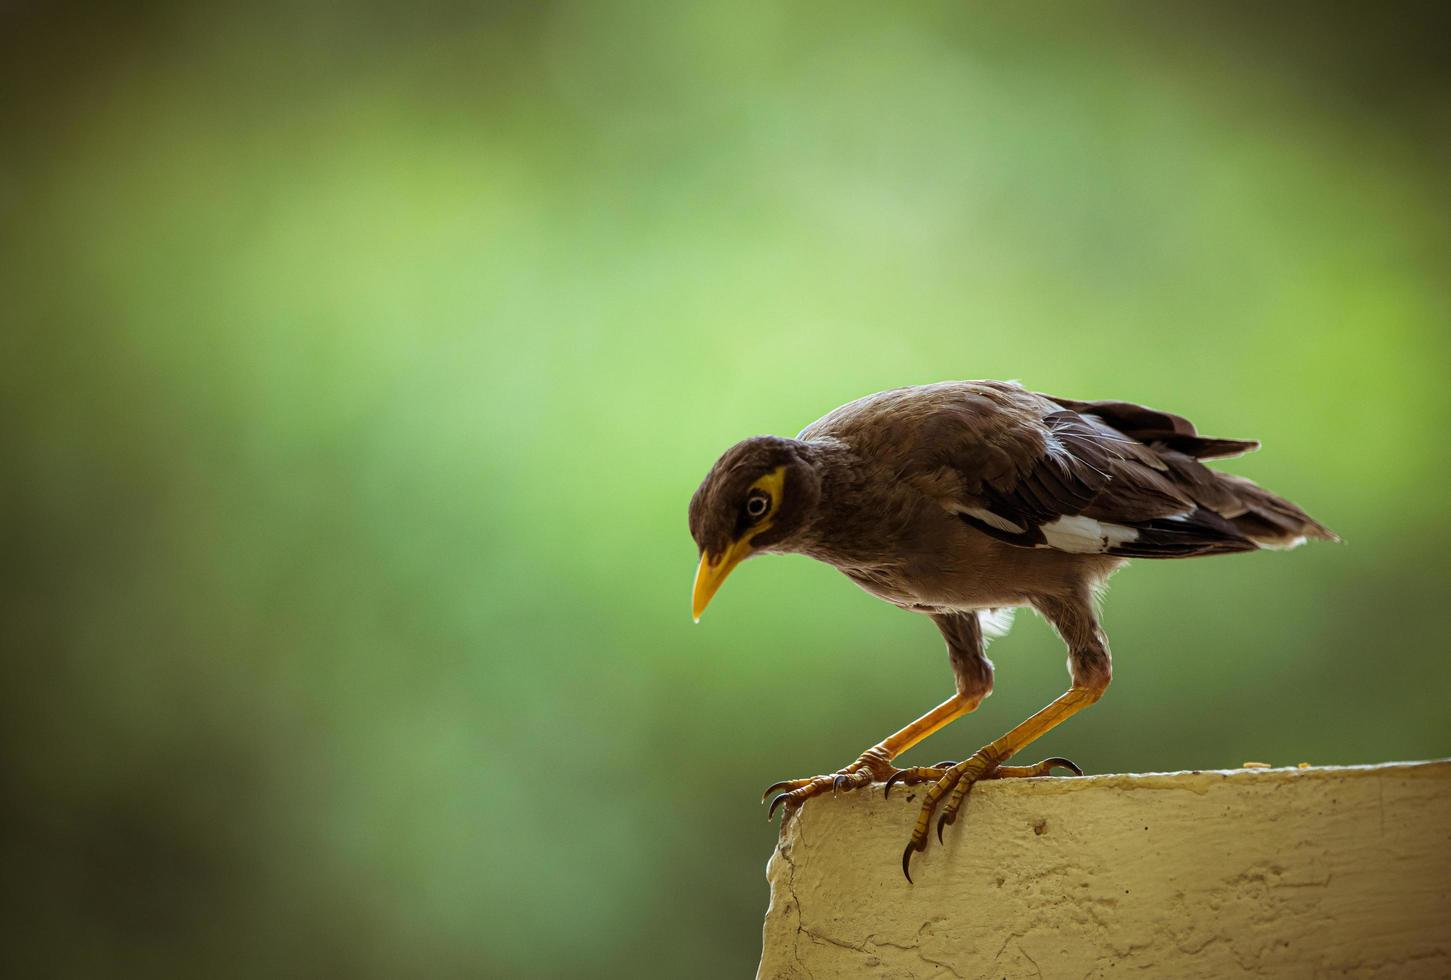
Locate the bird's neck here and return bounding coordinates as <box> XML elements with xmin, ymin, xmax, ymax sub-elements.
<box><xmin>791</xmin><ymin>439</ymin><xmax>907</xmax><ymax>570</ymax></box>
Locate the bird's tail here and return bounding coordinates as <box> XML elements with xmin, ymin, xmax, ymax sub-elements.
<box><xmin>1136</xmin><ymin>446</ymin><xmax>1339</xmax><ymax>555</ymax></box>
<box><xmin>1045</xmin><ymin>392</ymin><xmax>1339</xmax><ymax>553</ymax></box>
<box><xmin>1211</xmin><ymin>472</ymin><xmax>1339</xmax><ymax>550</ymax></box>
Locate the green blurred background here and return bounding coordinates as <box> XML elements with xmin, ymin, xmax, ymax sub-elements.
<box><xmin>3</xmin><ymin>2</ymin><xmax>1449</xmax><ymax>976</ymax></box>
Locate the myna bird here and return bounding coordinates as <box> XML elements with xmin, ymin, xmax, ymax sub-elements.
<box><xmin>688</xmin><ymin>381</ymin><xmax>1335</xmax><ymax>881</ymax></box>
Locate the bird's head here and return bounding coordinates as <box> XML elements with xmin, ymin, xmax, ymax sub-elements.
<box><xmin>688</xmin><ymin>435</ymin><xmax>822</xmax><ymax>622</ymax></box>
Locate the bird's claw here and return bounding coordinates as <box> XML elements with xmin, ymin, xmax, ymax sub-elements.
<box><xmin>898</xmin><ymin>751</ymin><xmax>1084</xmax><ymax>881</ymax></box>
<box><xmin>760</xmin><ymin>778</ymin><xmax>809</xmax><ymax>803</ymax></box>
<box><xmin>762</xmin><ymin>752</ymin><xmax>899</xmax><ymax>821</ymax></box>
<box><xmin>900</xmin><ymin>840</ymin><xmax>922</xmax><ymax>883</ymax></box>
<box><xmin>765</xmin><ymin>750</ymin><xmax>1083</xmax><ymax>878</ymax></box>
<box><xmin>767</xmin><ymin>792</ymin><xmax>794</xmax><ymax>821</ymax></box>
<box><xmin>765</xmin><ymin>770</ymin><xmax>872</xmax><ymax>821</ymax></box>
<box><xmin>883</xmin><ymin>765</ymin><xmax>952</xmax><ymax>799</ymax></box>
<box><xmin>985</xmin><ymin>756</ymin><xmax>1082</xmax><ymax>779</ymax></box>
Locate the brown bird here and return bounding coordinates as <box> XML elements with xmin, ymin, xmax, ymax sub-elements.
<box><xmin>688</xmin><ymin>381</ymin><xmax>1335</xmax><ymax>880</ymax></box>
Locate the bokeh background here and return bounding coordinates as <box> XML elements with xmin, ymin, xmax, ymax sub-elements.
<box><xmin>4</xmin><ymin>2</ymin><xmax>1449</xmax><ymax>976</ymax></box>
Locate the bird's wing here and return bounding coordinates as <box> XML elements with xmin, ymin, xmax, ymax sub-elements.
<box><xmin>1035</xmin><ymin>390</ymin><xmax>1336</xmax><ymax>549</ymax></box>
<box><xmin>880</xmin><ymin>382</ymin><xmax>1277</xmax><ymax>558</ymax></box>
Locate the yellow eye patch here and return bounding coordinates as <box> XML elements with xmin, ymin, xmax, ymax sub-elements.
<box><xmin>749</xmin><ymin>465</ymin><xmax>786</xmax><ymax>504</ymax></box>
<box><xmin>741</xmin><ymin>465</ymin><xmax>786</xmax><ymax>542</ymax></box>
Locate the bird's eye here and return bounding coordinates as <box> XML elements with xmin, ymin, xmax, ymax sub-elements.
<box><xmin>745</xmin><ymin>491</ymin><xmax>771</xmax><ymax>520</ymax></box>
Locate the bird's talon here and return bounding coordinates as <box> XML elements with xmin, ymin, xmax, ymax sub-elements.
<box><xmin>986</xmin><ymin>756</ymin><xmax>1086</xmax><ymax>780</ymax></box>
<box><xmin>882</xmin><ymin>765</ymin><xmax>952</xmax><ymax>800</ymax></box>
<box><xmin>767</xmin><ymin>793</ymin><xmax>793</xmax><ymax>821</ymax></box>
<box><xmin>901</xmin><ymin>841</ymin><xmax>921</xmax><ymax>883</ymax></box>
<box><xmin>760</xmin><ymin>779</ymin><xmax>801</xmax><ymax>803</ymax></box>
<box><xmin>761</xmin><ymin>756</ymin><xmax>888</xmax><ymax>811</ymax></box>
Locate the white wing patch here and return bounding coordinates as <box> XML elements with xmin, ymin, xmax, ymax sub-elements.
<box><xmin>1039</xmin><ymin>515</ymin><xmax>1140</xmax><ymax>554</ymax></box>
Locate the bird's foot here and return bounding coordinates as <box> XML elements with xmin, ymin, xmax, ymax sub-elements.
<box><xmin>762</xmin><ymin>746</ymin><xmax>899</xmax><ymax>821</ymax></box>
<box><xmin>893</xmin><ymin>750</ymin><xmax>1082</xmax><ymax>882</ymax></box>
<box><xmin>883</xmin><ymin>755</ymin><xmax>1082</xmax><ymax>796</ymax></box>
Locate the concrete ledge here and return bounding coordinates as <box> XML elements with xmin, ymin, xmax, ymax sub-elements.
<box><xmin>758</xmin><ymin>760</ymin><xmax>1451</xmax><ymax>979</ymax></box>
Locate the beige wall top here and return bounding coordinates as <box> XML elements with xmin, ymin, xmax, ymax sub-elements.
<box><xmin>759</xmin><ymin>761</ymin><xmax>1451</xmax><ymax>979</ymax></box>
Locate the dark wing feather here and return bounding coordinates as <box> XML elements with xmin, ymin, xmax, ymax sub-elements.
<box><xmin>1040</xmin><ymin>394</ymin><xmax>1261</xmax><ymax>460</ymax></box>
<box><xmin>1042</xmin><ymin>390</ymin><xmax>1336</xmax><ymax>545</ymax></box>
<box><xmin>952</xmin><ymin>404</ymin><xmax>1259</xmax><ymax>558</ymax></box>
<box><xmin>871</xmin><ymin>383</ymin><xmax>1333</xmax><ymax>557</ymax></box>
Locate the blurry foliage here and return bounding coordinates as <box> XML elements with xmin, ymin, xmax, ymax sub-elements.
<box><xmin>2</xmin><ymin>2</ymin><xmax>1449</xmax><ymax>977</ymax></box>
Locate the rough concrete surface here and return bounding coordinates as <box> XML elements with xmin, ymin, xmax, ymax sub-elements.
<box><xmin>758</xmin><ymin>761</ymin><xmax>1451</xmax><ymax>979</ymax></box>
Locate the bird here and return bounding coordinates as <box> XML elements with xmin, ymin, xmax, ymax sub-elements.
<box><xmin>687</xmin><ymin>380</ymin><xmax>1336</xmax><ymax>881</ymax></box>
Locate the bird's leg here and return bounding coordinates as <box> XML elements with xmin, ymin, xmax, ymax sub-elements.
<box><xmin>880</xmin><ymin>609</ymin><xmax>1079</xmax><ymax>795</ymax></box>
<box><xmin>764</xmin><ymin>611</ymin><xmax>999</xmax><ymax>820</ymax></box>
<box><xmin>763</xmin><ymin>692</ymin><xmax>980</xmax><ymax>818</ymax></box>
<box><xmin>901</xmin><ymin>594</ymin><xmax>1110</xmax><ymax>881</ymax></box>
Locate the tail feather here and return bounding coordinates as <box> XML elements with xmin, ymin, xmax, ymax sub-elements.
<box><xmin>1216</xmin><ymin>473</ymin><xmax>1339</xmax><ymax>548</ymax></box>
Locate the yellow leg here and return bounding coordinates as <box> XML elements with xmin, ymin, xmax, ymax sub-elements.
<box><xmin>763</xmin><ymin>693</ymin><xmax>979</xmax><ymax>817</ymax></box>
<box><xmin>875</xmin><ymin>693</ymin><xmax>980</xmax><ymax>758</ymax></box>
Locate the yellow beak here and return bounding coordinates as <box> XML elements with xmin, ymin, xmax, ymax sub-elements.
<box><xmin>692</xmin><ymin>538</ymin><xmax>753</xmax><ymax>622</ymax></box>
